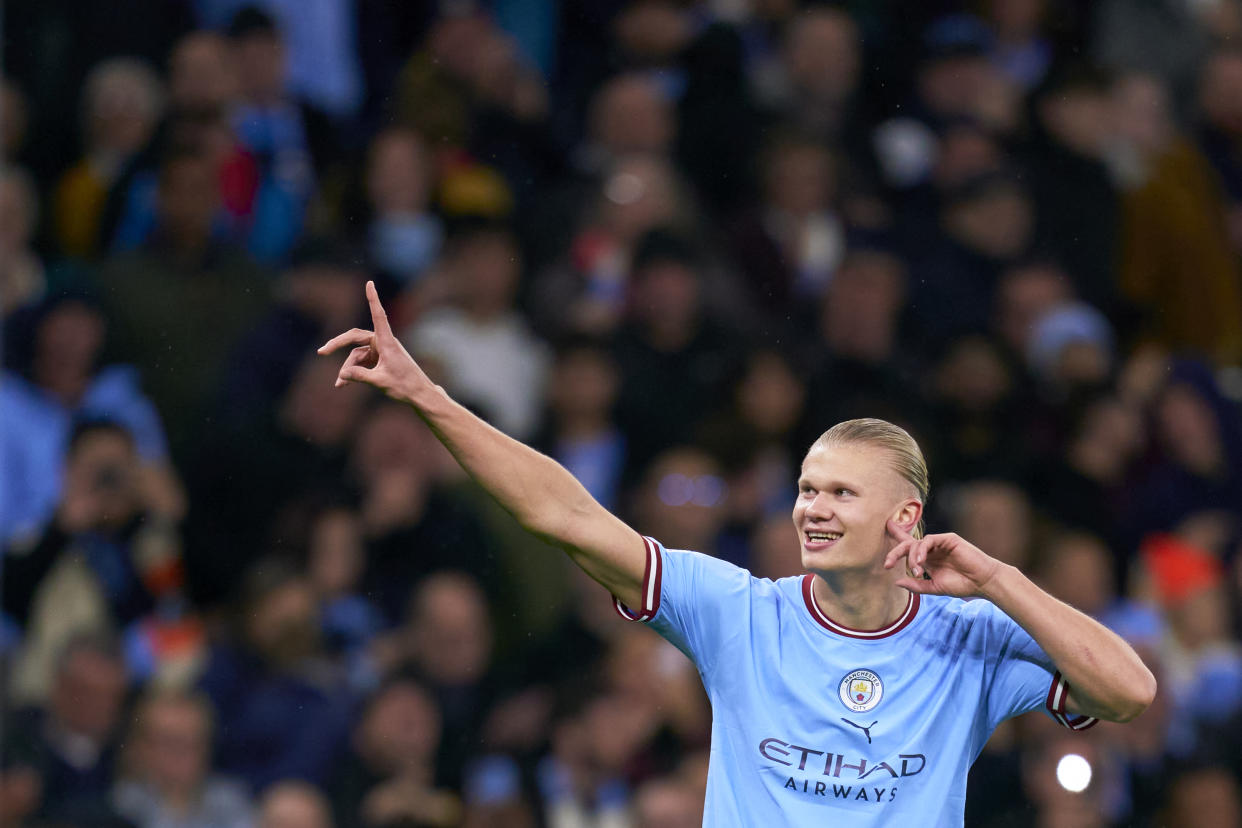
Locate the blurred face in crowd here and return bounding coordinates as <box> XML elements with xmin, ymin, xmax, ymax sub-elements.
<box><xmin>0</xmin><ymin>168</ymin><xmax>35</xmax><ymax>258</ymax></box>
<box><xmin>612</xmin><ymin>0</ymin><xmax>692</xmax><ymax>63</ymax></box>
<box><xmin>51</xmin><ymin>646</ymin><xmax>127</xmax><ymax>743</ymax></box>
<box><xmin>157</xmin><ymin>152</ymin><xmax>219</xmax><ymax>244</ymax></box>
<box><xmin>751</xmin><ymin>514</ymin><xmax>803</xmax><ymax>580</ymax></box>
<box><xmin>2</xmin><ymin>78</ymin><xmax>27</xmax><ymax>160</ymax></box>
<box><xmin>934</xmin><ymin>337</ymin><xmax>1013</xmax><ymax>412</ymax></box>
<box><xmin>784</xmin><ymin>9</ymin><xmax>860</xmax><ymax>104</ymax></box>
<box><xmin>281</xmin><ymin>355</ymin><xmax>370</xmax><ymax>448</ymax></box>
<box><xmin>133</xmin><ymin>695</ymin><xmax>211</xmax><ymax>797</ymax></box>
<box><xmin>988</xmin><ymin>0</ymin><xmax>1045</xmax><ymax>40</ymax></box>
<box><xmin>367</xmin><ymin>128</ymin><xmax>433</xmax><ymax>215</ymax></box>
<box><xmin>33</xmin><ymin>300</ymin><xmax>106</xmax><ymax>400</ymax></box>
<box><xmin>408</xmin><ymin>573</ymin><xmax>493</xmax><ymax>687</ymax></box>
<box><xmin>919</xmin><ymin>54</ymin><xmax>992</xmax><ymax>119</ymax></box>
<box><xmin>933</xmin><ymin>125</ymin><xmax>1003</xmax><ymax>191</ymax></box>
<box><xmin>1169</xmin><ymin>584</ymin><xmax>1232</xmax><ymax>650</ymax></box>
<box><xmin>355</xmin><ymin>681</ymin><xmax>441</xmax><ymax>776</ymax></box>
<box><xmin>1070</xmin><ymin>396</ymin><xmax>1145</xmax><ymax>479</ymax></box>
<box><xmin>233</xmin><ymin>29</ymin><xmax>286</xmax><ymax>105</ymax></box>
<box><xmin>1039</xmin><ymin>84</ymin><xmax>1111</xmax><ymax>158</ymax></box>
<box><xmin>455</xmin><ymin>231</ymin><xmax>521</xmax><ymax>319</ymax></box>
<box><xmin>549</xmin><ymin>345</ymin><xmax>619</xmax><ymax>426</ymax></box>
<box><xmin>1111</xmin><ymin>73</ymin><xmax>1173</xmax><ymax>157</ymax></box>
<box><xmin>635</xmin><ymin>778</ymin><xmax>702</xmax><ymax>828</ymax></box>
<box><xmin>944</xmin><ymin>181</ymin><xmax>1033</xmax><ymax>260</ymax></box>
<box><xmin>258</xmin><ymin>782</ymin><xmax>335</xmax><ymax>828</ymax></box>
<box><xmin>285</xmin><ymin>261</ymin><xmax>367</xmax><ymax>333</ymax></box>
<box><xmin>307</xmin><ymin>508</ymin><xmax>365</xmax><ymax>598</ymax></box>
<box><xmin>630</xmin><ymin>258</ymin><xmax>701</xmax><ymax>337</ymax></box>
<box><xmin>1199</xmin><ymin>50</ymin><xmax>1242</xmax><ymax>136</ymax></box>
<box><xmin>794</xmin><ymin>441</ymin><xmax>920</xmax><ymax>575</ymax></box>
<box><xmin>589</xmin><ymin>74</ymin><xmax>674</xmax><ymax>157</ymax></box>
<box><xmin>351</xmin><ymin>402</ymin><xmax>449</xmax><ymax>484</ymax></box>
<box><xmin>764</xmin><ymin>140</ymin><xmax>835</xmax><ymax>217</ymax></box>
<box><xmin>821</xmin><ymin>250</ymin><xmax>905</xmax><ymax>362</ymax></box>
<box><xmin>950</xmin><ymin>481</ymin><xmax>1031</xmax><ymax>570</ymax></box>
<box><xmin>1163</xmin><ymin>768</ymin><xmax>1242</xmax><ymax>828</ymax></box>
<box><xmin>84</xmin><ymin>59</ymin><xmax>163</xmax><ymax>158</ymax></box>
<box><xmin>169</xmin><ymin>32</ymin><xmax>235</xmax><ymax>112</ymax></box>
<box><xmin>736</xmin><ymin>351</ymin><xmax>804</xmax><ymax>437</ymax></box>
<box><xmin>63</xmin><ymin>427</ymin><xmax>142</xmax><ymax>531</ymax></box>
<box><xmin>1037</xmin><ymin>534</ymin><xmax>1114</xmax><ymax>615</ymax></box>
<box><xmin>246</xmin><ymin>575</ymin><xmax>321</xmax><ymax>667</ymax></box>
<box><xmin>995</xmin><ymin>263</ymin><xmax>1073</xmax><ymax>354</ymax></box>
<box><xmin>638</xmin><ymin>448</ymin><xmax>728</xmax><ymax>552</ymax></box>
<box><xmin>1155</xmin><ymin>382</ymin><xmax>1224</xmax><ymax>476</ymax></box>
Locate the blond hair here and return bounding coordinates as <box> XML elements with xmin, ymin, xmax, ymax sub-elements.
<box><xmin>814</xmin><ymin>418</ymin><xmax>929</xmax><ymax>538</ymax></box>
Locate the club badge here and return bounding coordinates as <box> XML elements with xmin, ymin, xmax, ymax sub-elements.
<box><xmin>839</xmin><ymin>669</ymin><xmax>883</xmax><ymax>713</ymax></box>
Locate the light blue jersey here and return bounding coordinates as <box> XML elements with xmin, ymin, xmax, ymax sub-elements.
<box><xmin>614</xmin><ymin>538</ymin><xmax>1096</xmax><ymax>826</ymax></box>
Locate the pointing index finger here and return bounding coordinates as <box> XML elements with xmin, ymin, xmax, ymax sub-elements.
<box><xmin>366</xmin><ymin>280</ymin><xmax>392</xmax><ymax>337</ymax></box>
<box><xmin>886</xmin><ymin>518</ymin><xmax>914</xmax><ymax>543</ymax></box>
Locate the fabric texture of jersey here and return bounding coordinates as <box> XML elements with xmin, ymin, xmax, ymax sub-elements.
<box><xmin>614</xmin><ymin>537</ymin><xmax>1096</xmax><ymax>827</ymax></box>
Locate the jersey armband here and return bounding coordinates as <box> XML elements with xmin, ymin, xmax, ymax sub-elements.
<box><xmin>612</xmin><ymin>536</ymin><xmax>662</xmax><ymax>622</ymax></box>
<box><xmin>1047</xmin><ymin>670</ymin><xmax>1100</xmax><ymax>731</ymax></box>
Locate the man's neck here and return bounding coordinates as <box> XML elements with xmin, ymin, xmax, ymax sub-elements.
<box><xmin>811</xmin><ymin>571</ymin><xmax>910</xmax><ymax>631</ymax></box>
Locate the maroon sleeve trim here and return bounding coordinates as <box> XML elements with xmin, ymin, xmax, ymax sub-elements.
<box><xmin>612</xmin><ymin>536</ymin><xmax>662</xmax><ymax>622</ymax></box>
<box><xmin>1045</xmin><ymin>670</ymin><xmax>1100</xmax><ymax>731</ymax></box>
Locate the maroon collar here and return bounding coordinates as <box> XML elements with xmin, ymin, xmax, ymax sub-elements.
<box><xmin>800</xmin><ymin>575</ymin><xmax>920</xmax><ymax>639</ymax></box>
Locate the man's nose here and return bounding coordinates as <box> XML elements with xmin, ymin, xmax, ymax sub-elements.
<box><xmin>806</xmin><ymin>492</ymin><xmax>834</xmax><ymax>519</ymax></box>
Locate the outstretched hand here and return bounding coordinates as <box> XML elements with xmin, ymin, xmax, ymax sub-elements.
<box><xmin>318</xmin><ymin>281</ymin><xmax>431</xmax><ymax>401</ymax></box>
<box><xmin>883</xmin><ymin>520</ymin><xmax>1004</xmax><ymax>598</ymax></box>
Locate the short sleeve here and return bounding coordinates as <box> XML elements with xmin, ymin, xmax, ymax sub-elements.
<box><xmin>611</xmin><ymin>536</ymin><xmax>754</xmax><ymax>680</ymax></box>
<box><xmin>983</xmin><ymin>605</ymin><xmax>1098</xmax><ymax>732</ymax></box>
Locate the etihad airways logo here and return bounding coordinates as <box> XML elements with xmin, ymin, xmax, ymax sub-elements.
<box><xmin>759</xmin><ymin>736</ymin><xmax>927</xmax><ymax>804</ymax></box>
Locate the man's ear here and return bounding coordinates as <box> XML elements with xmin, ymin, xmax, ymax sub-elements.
<box><xmin>892</xmin><ymin>499</ymin><xmax>922</xmax><ymax>534</ymax></box>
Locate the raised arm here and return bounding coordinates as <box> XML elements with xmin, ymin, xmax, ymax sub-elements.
<box><xmin>884</xmin><ymin>522</ymin><xmax>1156</xmax><ymax>723</ymax></box>
<box><xmin>319</xmin><ymin>282</ymin><xmax>647</xmax><ymax>608</ymax></box>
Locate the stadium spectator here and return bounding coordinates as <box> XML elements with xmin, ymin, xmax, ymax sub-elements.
<box><xmin>0</xmin><ymin>294</ymin><xmax>180</xmax><ymax>545</ymax></box>
<box><xmin>395</xmin><ymin>573</ymin><xmax>497</xmax><ymax>789</ymax></box>
<box><xmin>113</xmin><ymin>688</ymin><xmax>254</xmax><ymax>828</ymax></box>
<box><xmin>404</xmin><ymin>222</ymin><xmax>550</xmax><ymax>440</ymax></box>
<box><xmin>258</xmin><ymin>780</ymin><xmax>335</xmax><ymax>828</ymax></box>
<box><xmin>347</xmin><ymin>401</ymin><xmax>498</xmax><ymax>625</ymax></box>
<box><xmin>1023</xmin><ymin>65</ymin><xmax>1120</xmax><ymax>312</ymax></box>
<box><xmin>218</xmin><ymin>236</ymin><xmax>367</xmax><ymax>428</ymax></box>
<box><xmin>611</xmin><ymin>230</ymin><xmax>745</xmax><ymax>478</ymax></box>
<box><xmin>0</xmin><ymin>166</ymin><xmax>45</xmax><ymax>317</ymax></box>
<box><xmin>330</xmin><ymin>677</ymin><xmax>458</xmax><ymax>828</ymax></box>
<box><xmin>2</xmin><ymin>633</ymin><xmax>130</xmax><ymax>821</ymax></box>
<box><xmin>99</xmin><ymin>139</ymin><xmax>272</xmax><ymax>462</ymax></box>
<box><xmin>53</xmin><ymin>58</ymin><xmax>165</xmax><ymax>260</ymax></box>
<box><xmin>726</xmin><ymin>129</ymin><xmax>846</xmax><ymax>316</ymax></box>
<box><xmin>1112</xmin><ymin>71</ymin><xmax>1242</xmax><ymax>364</ymax></box>
<box><xmin>360</xmin><ymin>127</ymin><xmax>442</xmax><ymax>292</ymax></box>
<box><xmin>198</xmin><ymin>560</ymin><xmax>355</xmax><ymax>791</ymax></box>
<box><xmin>537</xmin><ymin>336</ymin><xmax>626</xmax><ymax>512</ymax></box>
<box><xmin>1197</xmin><ymin>47</ymin><xmax>1242</xmax><ymax>253</ymax></box>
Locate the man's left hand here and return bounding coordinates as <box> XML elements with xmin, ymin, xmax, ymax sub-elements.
<box><xmin>883</xmin><ymin>520</ymin><xmax>1004</xmax><ymax>599</ymax></box>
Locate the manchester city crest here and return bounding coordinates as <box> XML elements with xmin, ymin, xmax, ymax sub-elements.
<box><xmin>839</xmin><ymin>669</ymin><xmax>883</xmax><ymax>713</ymax></box>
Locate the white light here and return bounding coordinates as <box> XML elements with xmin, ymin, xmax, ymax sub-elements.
<box><xmin>1055</xmin><ymin>753</ymin><xmax>1092</xmax><ymax>793</ymax></box>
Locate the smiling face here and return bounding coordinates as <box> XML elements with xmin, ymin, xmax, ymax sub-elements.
<box><xmin>793</xmin><ymin>441</ymin><xmax>922</xmax><ymax>576</ymax></box>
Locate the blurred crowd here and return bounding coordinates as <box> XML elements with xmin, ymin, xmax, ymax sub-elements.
<box><xmin>2</xmin><ymin>0</ymin><xmax>1242</xmax><ymax>825</ymax></box>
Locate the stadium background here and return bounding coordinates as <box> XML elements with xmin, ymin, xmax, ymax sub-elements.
<box><xmin>2</xmin><ymin>0</ymin><xmax>1242</xmax><ymax>824</ymax></box>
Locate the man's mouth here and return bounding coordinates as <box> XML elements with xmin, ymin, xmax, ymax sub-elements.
<box><xmin>805</xmin><ymin>531</ymin><xmax>843</xmax><ymax>544</ymax></box>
